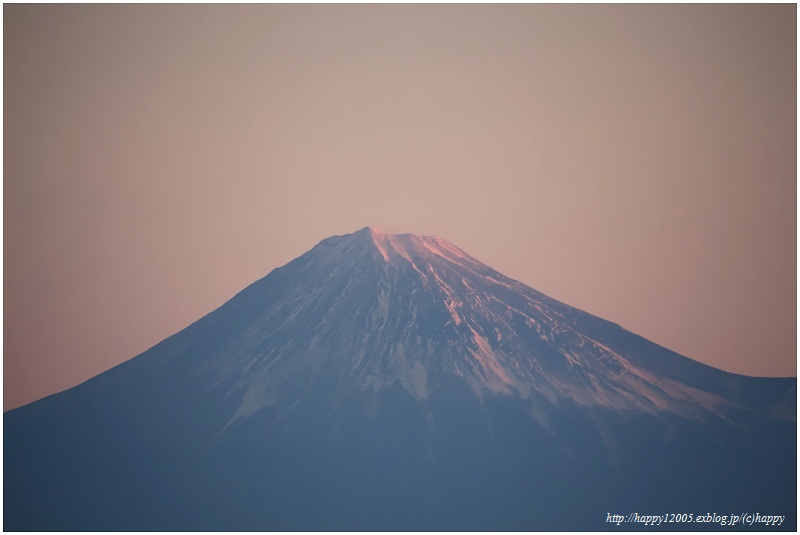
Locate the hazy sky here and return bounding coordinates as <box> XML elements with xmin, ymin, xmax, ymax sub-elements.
<box><xmin>4</xmin><ymin>4</ymin><xmax>796</xmax><ymax>410</ymax></box>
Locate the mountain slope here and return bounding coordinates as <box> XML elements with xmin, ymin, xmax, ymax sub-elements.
<box><xmin>5</xmin><ymin>227</ymin><xmax>796</xmax><ymax>530</ymax></box>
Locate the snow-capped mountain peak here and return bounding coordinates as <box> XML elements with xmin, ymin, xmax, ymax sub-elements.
<box><xmin>206</xmin><ymin>228</ymin><xmax>742</xmax><ymax>426</ymax></box>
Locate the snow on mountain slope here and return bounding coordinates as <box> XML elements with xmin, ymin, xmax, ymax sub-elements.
<box><xmin>203</xmin><ymin>227</ymin><xmax>735</xmax><ymax>427</ymax></box>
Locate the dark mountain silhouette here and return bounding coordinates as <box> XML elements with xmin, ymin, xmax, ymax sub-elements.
<box><xmin>5</xmin><ymin>227</ymin><xmax>796</xmax><ymax>530</ymax></box>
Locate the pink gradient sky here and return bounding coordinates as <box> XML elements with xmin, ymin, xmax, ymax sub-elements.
<box><xmin>4</xmin><ymin>5</ymin><xmax>796</xmax><ymax>410</ymax></box>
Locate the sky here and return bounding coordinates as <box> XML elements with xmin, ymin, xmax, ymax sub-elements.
<box><xmin>4</xmin><ymin>4</ymin><xmax>796</xmax><ymax>410</ymax></box>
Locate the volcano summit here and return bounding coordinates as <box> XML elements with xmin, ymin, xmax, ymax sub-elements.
<box><xmin>5</xmin><ymin>227</ymin><xmax>796</xmax><ymax>530</ymax></box>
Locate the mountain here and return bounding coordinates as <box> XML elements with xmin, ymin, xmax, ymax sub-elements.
<box><xmin>5</xmin><ymin>227</ymin><xmax>796</xmax><ymax>531</ymax></box>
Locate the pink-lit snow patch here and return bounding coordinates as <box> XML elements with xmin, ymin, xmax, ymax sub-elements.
<box><xmin>466</xmin><ymin>324</ymin><xmax>514</xmax><ymax>391</ymax></box>
<box><xmin>371</xmin><ymin>231</ymin><xmax>429</xmax><ymax>280</ymax></box>
<box><xmin>372</xmin><ymin>231</ymin><xmax>392</xmax><ymax>262</ymax></box>
<box><xmin>426</xmin><ymin>266</ymin><xmax>463</xmax><ymax>326</ymax></box>
<box><xmin>370</xmin><ymin>230</ymin><xmax>477</xmax><ymax>271</ymax></box>
<box><xmin>425</xmin><ymin>237</ymin><xmax>476</xmax><ymax>267</ymax></box>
